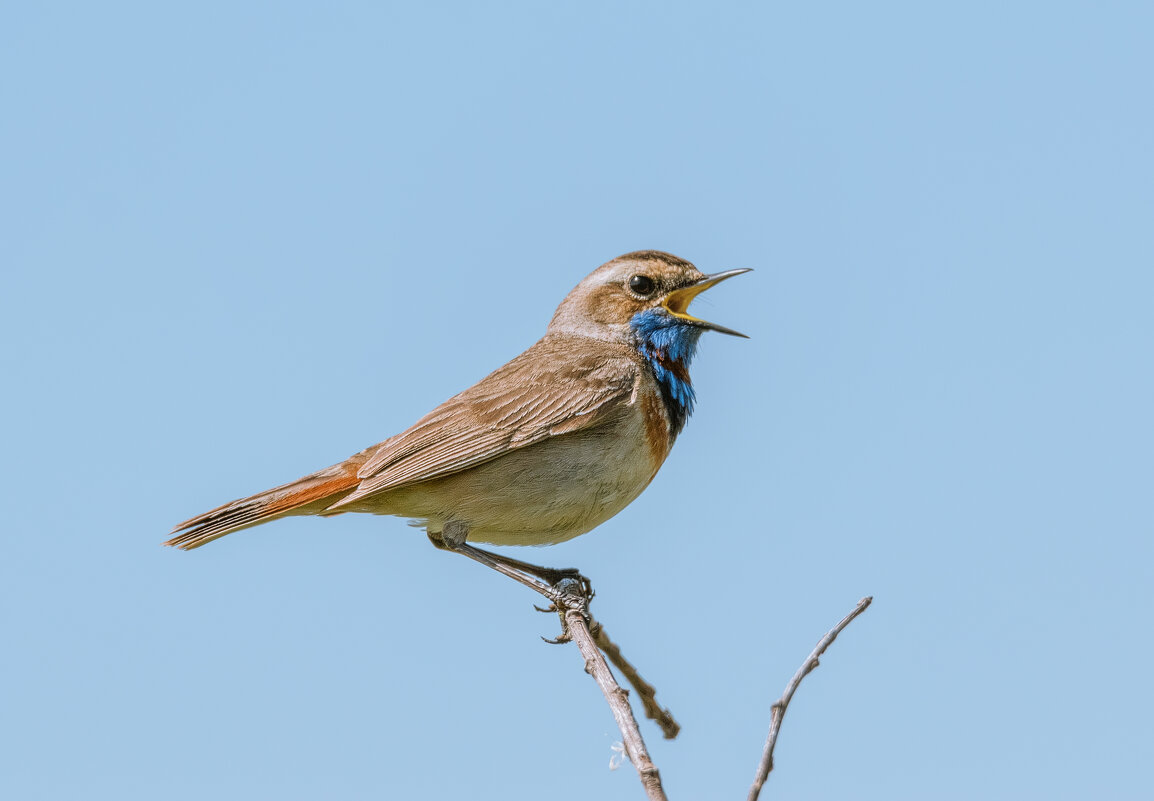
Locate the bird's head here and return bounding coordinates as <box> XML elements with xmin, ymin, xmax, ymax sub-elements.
<box><xmin>547</xmin><ymin>250</ymin><xmax>751</xmax><ymax>345</ymax></box>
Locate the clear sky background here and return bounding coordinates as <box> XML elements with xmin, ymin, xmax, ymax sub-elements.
<box><xmin>3</xmin><ymin>2</ymin><xmax>1151</xmax><ymax>799</ymax></box>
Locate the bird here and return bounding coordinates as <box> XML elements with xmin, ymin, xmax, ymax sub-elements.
<box><xmin>166</xmin><ymin>251</ymin><xmax>750</xmax><ymax>594</ymax></box>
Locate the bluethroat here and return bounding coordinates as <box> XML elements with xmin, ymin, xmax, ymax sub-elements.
<box><xmin>167</xmin><ymin>251</ymin><xmax>750</xmax><ymax>593</ymax></box>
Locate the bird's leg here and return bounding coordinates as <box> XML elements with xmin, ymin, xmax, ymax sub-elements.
<box><xmin>429</xmin><ymin>523</ymin><xmax>592</xmax><ymax>598</ymax></box>
<box><xmin>472</xmin><ymin>550</ymin><xmax>593</xmax><ymax>600</ymax></box>
<box><xmin>428</xmin><ymin>523</ymin><xmax>593</xmax><ymax>640</ymax></box>
<box><xmin>428</xmin><ymin>523</ymin><xmax>565</xmax><ymax>604</ymax></box>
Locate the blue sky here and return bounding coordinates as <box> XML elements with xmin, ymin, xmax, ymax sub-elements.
<box><xmin>2</xmin><ymin>2</ymin><xmax>1151</xmax><ymax>799</ymax></box>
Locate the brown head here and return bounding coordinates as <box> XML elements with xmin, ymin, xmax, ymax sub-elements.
<box><xmin>547</xmin><ymin>250</ymin><xmax>750</xmax><ymax>344</ymax></box>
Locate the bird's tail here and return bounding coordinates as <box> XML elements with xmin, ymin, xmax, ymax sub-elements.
<box><xmin>165</xmin><ymin>452</ymin><xmax>368</xmax><ymax>550</ymax></box>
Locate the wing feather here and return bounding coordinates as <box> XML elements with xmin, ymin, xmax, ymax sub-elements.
<box><xmin>329</xmin><ymin>337</ymin><xmax>639</xmax><ymax>509</ymax></box>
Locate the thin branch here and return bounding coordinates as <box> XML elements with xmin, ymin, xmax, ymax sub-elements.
<box><xmin>554</xmin><ymin>578</ymin><xmax>668</xmax><ymax>801</ymax></box>
<box><xmin>590</xmin><ymin>619</ymin><xmax>681</xmax><ymax>739</ymax></box>
<box><xmin>747</xmin><ymin>596</ymin><xmax>873</xmax><ymax>801</ymax></box>
<box><xmin>471</xmin><ymin>549</ymin><xmax>869</xmax><ymax>800</ymax></box>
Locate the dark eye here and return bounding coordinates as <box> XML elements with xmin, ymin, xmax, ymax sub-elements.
<box><xmin>628</xmin><ymin>274</ymin><xmax>656</xmax><ymax>296</ymax></box>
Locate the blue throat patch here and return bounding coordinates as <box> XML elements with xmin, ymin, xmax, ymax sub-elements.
<box><xmin>630</xmin><ymin>308</ymin><xmax>705</xmax><ymax>437</ymax></box>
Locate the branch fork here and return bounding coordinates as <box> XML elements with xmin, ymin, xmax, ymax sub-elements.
<box><xmin>545</xmin><ymin>577</ymin><xmax>871</xmax><ymax>800</ymax></box>
<box><xmin>466</xmin><ymin>549</ymin><xmax>871</xmax><ymax>800</ymax></box>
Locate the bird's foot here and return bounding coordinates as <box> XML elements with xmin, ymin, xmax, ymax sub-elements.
<box><xmin>538</xmin><ymin>576</ymin><xmax>591</xmax><ymax>645</ymax></box>
<box><xmin>527</xmin><ymin>567</ymin><xmax>593</xmax><ymax>608</ymax></box>
<box><xmin>426</xmin><ymin>527</ymin><xmax>593</xmax><ymax>642</ymax></box>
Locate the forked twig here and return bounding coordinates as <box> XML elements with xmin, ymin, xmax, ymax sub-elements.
<box><xmin>590</xmin><ymin>619</ymin><xmax>681</xmax><ymax>739</ymax></box>
<box><xmin>553</xmin><ymin>579</ymin><xmax>668</xmax><ymax>801</ymax></box>
<box><xmin>747</xmin><ymin>596</ymin><xmax>873</xmax><ymax>801</ymax></box>
<box><xmin>499</xmin><ymin>558</ymin><xmax>869</xmax><ymax>800</ymax></box>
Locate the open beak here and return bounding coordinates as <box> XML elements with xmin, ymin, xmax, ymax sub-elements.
<box><xmin>662</xmin><ymin>268</ymin><xmax>752</xmax><ymax>337</ymax></box>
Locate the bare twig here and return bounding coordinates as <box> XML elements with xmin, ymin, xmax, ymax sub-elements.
<box><xmin>590</xmin><ymin>620</ymin><xmax>681</xmax><ymax>739</ymax></box>
<box><xmin>747</xmin><ymin>596</ymin><xmax>873</xmax><ymax>801</ymax></box>
<box><xmin>554</xmin><ymin>578</ymin><xmax>668</xmax><ymax>801</ymax></box>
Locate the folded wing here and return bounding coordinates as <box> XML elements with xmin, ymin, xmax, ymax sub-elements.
<box><xmin>327</xmin><ymin>337</ymin><xmax>639</xmax><ymax>509</ymax></box>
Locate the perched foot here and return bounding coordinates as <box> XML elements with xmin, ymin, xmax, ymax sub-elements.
<box><xmin>427</xmin><ymin>528</ymin><xmax>595</xmax><ymax>642</ymax></box>
<box><xmin>539</xmin><ymin>577</ymin><xmax>592</xmax><ymax>644</ymax></box>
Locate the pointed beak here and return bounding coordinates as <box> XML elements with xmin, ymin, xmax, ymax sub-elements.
<box><xmin>661</xmin><ymin>268</ymin><xmax>752</xmax><ymax>337</ymax></box>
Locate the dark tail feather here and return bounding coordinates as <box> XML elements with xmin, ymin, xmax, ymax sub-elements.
<box><xmin>165</xmin><ymin>455</ymin><xmax>366</xmax><ymax>550</ymax></box>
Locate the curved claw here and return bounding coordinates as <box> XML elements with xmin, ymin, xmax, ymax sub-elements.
<box><xmin>534</xmin><ymin>603</ymin><xmax>558</xmax><ymax>614</ymax></box>
<box><xmin>541</xmin><ymin>633</ymin><xmax>572</xmax><ymax>645</ymax></box>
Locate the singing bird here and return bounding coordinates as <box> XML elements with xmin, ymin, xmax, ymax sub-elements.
<box><xmin>167</xmin><ymin>251</ymin><xmax>749</xmax><ymax>587</ymax></box>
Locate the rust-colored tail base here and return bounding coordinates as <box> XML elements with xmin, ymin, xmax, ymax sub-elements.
<box><xmin>165</xmin><ymin>455</ymin><xmax>366</xmax><ymax>550</ymax></box>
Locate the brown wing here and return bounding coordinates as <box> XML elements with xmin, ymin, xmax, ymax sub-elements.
<box><xmin>327</xmin><ymin>336</ymin><xmax>640</xmax><ymax>509</ymax></box>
